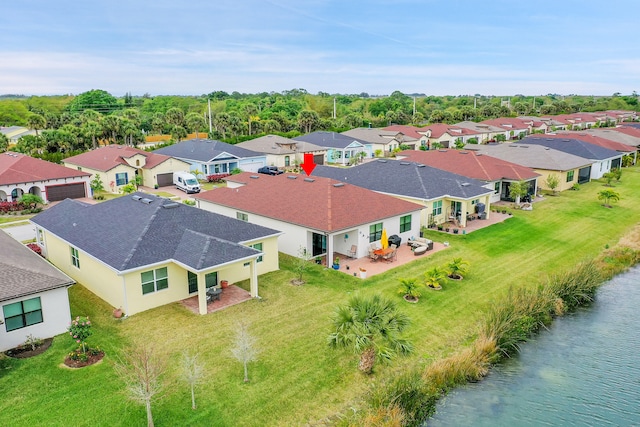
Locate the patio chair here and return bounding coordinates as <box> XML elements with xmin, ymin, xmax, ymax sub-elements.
<box><xmin>348</xmin><ymin>245</ymin><xmax>357</xmax><ymax>258</ymax></box>
<box><xmin>368</xmin><ymin>249</ymin><xmax>379</xmax><ymax>262</ymax></box>
<box><xmin>383</xmin><ymin>248</ymin><xmax>397</xmax><ymax>263</ymax></box>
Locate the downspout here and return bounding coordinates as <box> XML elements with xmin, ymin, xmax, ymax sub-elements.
<box><xmin>121</xmin><ymin>276</ymin><xmax>129</xmax><ymax>317</ymax></box>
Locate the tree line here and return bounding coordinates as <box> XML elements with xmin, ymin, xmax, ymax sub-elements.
<box><xmin>1</xmin><ymin>89</ymin><xmax>638</xmax><ymax>159</ymax></box>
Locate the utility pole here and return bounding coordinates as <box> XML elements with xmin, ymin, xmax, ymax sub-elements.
<box><xmin>413</xmin><ymin>96</ymin><xmax>416</xmax><ymax>116</ymax></box>
<box><xmin>208</xmin><ymin>99</ymin><xmax>213</xmax><ymax>133</ymax></box>
<box><xmin>333</xmin><ymin>97</ymin><xmax>336</xmax><ymax>119</ymax></box>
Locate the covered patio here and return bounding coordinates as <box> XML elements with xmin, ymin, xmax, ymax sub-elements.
<box><xmin>180</xmin><ymin>285</ymin><xmax>252</xmax><ymax>314</ymax></box>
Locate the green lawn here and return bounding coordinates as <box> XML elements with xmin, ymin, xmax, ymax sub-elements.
<box><xmin>1</xmin><ymin>168</ymin><xmax>639</xmax><ymax>426</ymax></box>
<box><xmin>0</xmin><ymin>215</ymin><xmax>34</xmax><ymax>225</ymax></box>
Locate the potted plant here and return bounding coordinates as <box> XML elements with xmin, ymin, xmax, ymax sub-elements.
<box><xmin>437</xmin><ymin>225</ymin><xmax>443</xmax><ymax>231</ymax></box>
<box><xmin>220</xmin><ymin>280</ymin><xmax>229</xmax><ymax>289</ymax></box>
<box><xmin>359</xmin><ymin>267</ymin><xmax>367</xmax><ymax>279</ymax></box>
<box><xmin>112</xmin><ymin>307</ymin><xmax>124</xmax><ymax>318</ymax></box>
<box><xmin>453</xmin><ymin>228</ymin><xmax>459</xmax><ymax>234</ymax></box>
<box><xmin>332</xmin><ymin>257</ymin><xmax>340</xmax><ymax>270</ymax></box>
<box><xmin>445</xmin><ymin>226</ymin><xmax>450</xmax><ymax>232</ymax></box>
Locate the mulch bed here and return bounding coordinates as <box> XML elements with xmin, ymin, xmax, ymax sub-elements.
<box><xmin>4</xmin><ymin>338</ymin><xmax>53</xmax><ymax>358</ymax></box>
<box><xmin>63</xmin><ymin>351</ymin><xmax>105</xmax><ymax>368</ymax></box>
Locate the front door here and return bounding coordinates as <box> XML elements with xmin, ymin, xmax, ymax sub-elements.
<box><xmin>312</xmin><ymin>233</ymin><xmax>326</xmax><ymax>257</ymax></box>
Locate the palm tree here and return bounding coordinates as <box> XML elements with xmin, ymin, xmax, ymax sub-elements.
<box><xmin>328</xmin><ymin>294</ymin><xmax>412</xmax><ymax>374</ymax></box>
<box><xmin>598</xmin><ymin>189</ymin><xmax>620</xmax><ymax>208</ymax></box>
<box><xmin>424</xmin><ymin>266</ymin><xmax>447</xmax><ymax>289</ymax></box>
<box><xmin>26</xmin><ymin>113</ymin><xmax>46</xmax><ymax>136</ymax></box>
<box><xmin>447</xmin><ymin>258</ymin><xmax>469</xmax><ymax>280</ymax></box>
<box><xmin>185</xmin><ymin>112</ymin><xmax>205</xmax><ymax>139</ymax></box>
<box><xmin>397</xmin><ymin>278</ymin><xmax>421</xmax><ymax>302</ymax></box>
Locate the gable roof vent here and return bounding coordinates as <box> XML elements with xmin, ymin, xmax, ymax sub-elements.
<box><xmin>304</xmin><ymin>178</ymin><xmax>315</xmax><ymax>182</ymax></box>
<box><xmin>333</xmin><ymin>183</ymin><xmax>345</xmax><ymax>187</ymax></box>
<box><xmin>287</xmin><ymin>175</ymin><xmax>297</xmax><ymax>179</ymax></box>
<box><xmin>132</xmin><ymin>195</ymin><xmax>142</xmax><ymax>201</ymax></box>
<box><xmin>141</xmin><ymin>198</ymin><xmax>153</xmax><ymax>204</ymax></box>
<box><xmin>250</xmin><ymin>175</ymin><xmax>259</xmax><ymax>179</ymax></box>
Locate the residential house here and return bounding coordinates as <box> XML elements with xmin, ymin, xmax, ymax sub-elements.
<box><xmin>415</xmin><ymin>124</ymin><xmax>481</xmax><ymax>149</ymax></box>
<box><xmin>342</xmin><ymin>128</ymin><xmax>418</xmax><ymax>156</ymax></box>
<box><xmin>1</xmin><ymin>230</ymin><xmax>73</xmax><ymax>352</ymax></box>
<box><xmin>293</xmin><ymin>132</ymin><xmax>371</xmax><ymax>166</ymax></box>
<box><xmin>382</xmin><ymin>125</ymin><xmax>430</xmax><ymax>148</ymax></box>
<box><xmin>545</xmin><ymin>132</ymin><xmax>637</xmax><ymax>165</ymax></box>
<box><xmin>397</xmin><ymin>149</ymin><xmax>540</xmax><ymax>203</ymax></box>
<box><xmin>312</xmin><ymin>160</ymin><xmax>494</xmax><ymax>228</ymax></box>
<box><xmin>466</xmin><ymin>144</ymin><xmax>593</xmax><ymax>192</ymax></box>
<box><xmin>0</xmin><ymin>126</ymin><xmax>36</xmax><ymax>145</ymax></box>
<box><xmin>64</xmin><ymin>145</ymin><xmax>191</xmax><ymax>193</ymax></box>
<box><xmin>154</xmin><ymin>138</ymin><xmax>267</xmax><ymax>176</ymax></box>
<box><xmin>517</xmin><ymin>136</ymin><xmax>623</xmax><ymax>179</ymax></box>
<box><xmin>0</xmin><ymin>152</ymin><xmax>91</xmax><ymax>202</ymax></box>
<box><xmin>479</xmin><ymin>118</ymin><xmax>532</xmax><ymax>140</ymax></box>
<box><xmin>31</xmin><ymin>192</ymin><xmax>281</xmax><ymax>316</ymax></box>
<box><xmin>454</xmin><ymin>121</ymin><xmax>506</xmax><ymax>143</ymax></box>
<box><xmin>235</xmin><ymin>135</ymin><xmax>326</xmax><ymax>169</ymax></box>
<box><xmin>195</xmin><ymin>172</ymin><xmax>423</xmax><ymax>265</ymax></box>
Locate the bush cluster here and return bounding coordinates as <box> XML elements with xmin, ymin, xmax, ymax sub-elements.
<box><xmin>26</xmin><ymin>243</ymin><xmax>43</xmax><ymax>257</ymax></box>
<box><xmin>207</xmin><ymin>173</ymin><xmax>231</xmax><ymax>183</ymax></box>
<box><xmin>0</xmin><ymin>201</ymin><xmax>27</xmax><ymax>214</ymax></box>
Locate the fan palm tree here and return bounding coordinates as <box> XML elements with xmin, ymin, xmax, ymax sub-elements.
<box><xmin>447</xmin><ymin>258</ymin><xmax>469</xmax><ymax>280</ymax></box>
<box><xmin>424</xmin><ymin>266</ymin><xmax>447</xmax><ymax>289</ymax></box>
<box><xmin>328</xmin><ymin>294</ymin><xmax>412</xmax><ymax>374</ymax></box>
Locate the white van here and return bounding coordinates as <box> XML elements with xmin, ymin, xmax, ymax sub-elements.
<box><xmin>173</xmin><ymin>171</ymin><xmax>201</xmax><ymax>194</ymax></box>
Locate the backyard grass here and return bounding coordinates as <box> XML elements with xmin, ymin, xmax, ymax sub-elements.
<box><xmin>1</xmin><ymin>167</ymin><xmax>639</xmax><ymax>426</ymax></box>
<box><xmin>0</xmin><ymin>215</ymin><xmax>33</xmax><ymax>225</ymax></box>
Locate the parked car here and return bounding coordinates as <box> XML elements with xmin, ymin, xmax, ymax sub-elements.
<box><xmin>258</xmin><ymin>166</ymin><xmax>283</xmax><ymax>175</ymax></box>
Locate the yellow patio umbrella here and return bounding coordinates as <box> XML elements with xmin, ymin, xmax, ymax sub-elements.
<box><xmin>380</xmin><ymin>228</ymin><xmax>388</xmax><ymax>249</ymax></box>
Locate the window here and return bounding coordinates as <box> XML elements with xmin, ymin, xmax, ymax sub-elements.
<box><xmin>3</xmin><ymin>297</ymin><xmax>43</xmax><ymax>332</ymax></box>
<box><xmin>141</xmin><ymin>267</ymin><xmax>168</xmax><ymax>295</ymax></box>
<box><xmin>369</xmin><ymin>223</ymin><xmax>383</xmax><ymax>243</ymax></box>
<box><xmin>252</xmin><ymin>243</ymin><xmax>263</xmax><ymax>263</ymax></box>
<box><xmin>188</xmin><ymin>271</ymin><xmax>218</xmax><ymax>293</ymax></box>
<box><xmin>237</xmin><ymin>212</ymin><xmax>248</xmax><ymax>221</ymax></box>
<box><xmin>115</xmin><ymin>172</ymin><xmax>128</xmax><ymax>186</ymax></box>
<box><xmin>36</xmin><ymin>228</ymin><xmax>44</xmax><ymax>246</ymax></box>
<box><xmin>399</xmin><ymin>215</ymin><xmax>411</xmax><ymax>233</ymax></box>
<box><xmin>566</xmin><ymin>170</ymin><xmax>575</xmax><ymax>182</ymax></box>
<box><xmin>70</xmin><ymin>247</ymin><xmax>80</xmax><ymax>268</ymax></box>
<box><xmin>284</xmin><ymin>156</ymin><xmax>290</xmax><ymax>167</ymax></box>
<box><xmin>202</xmin><ymin>164</ymin><xmax>208</xmax><ymax>174</ymax></box>
<box><xmin>432</xmin><ymin>200</ymin><xmax>443</xmax><ymax>217</ymax></box>
<box><xmin>494</xmin><ymin>182</ymin><xmax>500</xmax><ymax>194</ymax></box>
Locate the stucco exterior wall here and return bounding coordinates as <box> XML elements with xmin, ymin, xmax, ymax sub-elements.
<box><xmin>63</xmin><ymin>163</ymin><xmax>134</xmax><ymax>194</ymax></box>
<box><xmin>0</xmin><ymin>287</ymin><xmax>71</xmax><ymax>352</ymax></box>
<box><xmin>141</xmin><ymin>158</ymin><xmax>191</xmax><ymax>188</ymax></box>
<box><xmin>534</xmin><ymin>168</ymin><xmax>579</xmax><ymax>192</ymax></box>
<box><xmin>0</xmin><ymin>175</ymin><xmax>90</xmax><ymax>203</ymax></box>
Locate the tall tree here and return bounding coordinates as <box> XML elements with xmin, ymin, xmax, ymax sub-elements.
<box><xmin>165</xmin><ymin>107</ymin><xmax>185</xmax><ymax>128</ymax></box>
<box><xmin>328</xmin><ymin>294</ymin><xmax>412</xmax><ymax>374</ymax></box>
<box><xmin>0</xmin><ymin>132</ymin><xmax>8</xmax><ymax>152</ymax></box>
<box><xmin>185</xmin><ymin>112</ymin><xmax>205</xmax><ymax>139</ymax></box>
<box><xmin>26</xmin><ymin>113</ymin><xmax>46</xmax><ymax>136</ymax></box>
<box><xmin>297</xmin><ymin>110</ymin><xmax>320</xmax><ymax>133</ymax></box>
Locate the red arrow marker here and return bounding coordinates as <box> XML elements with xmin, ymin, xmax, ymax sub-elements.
<box><xmin>301</xmin><ymin>152</ymin><xmax>317</xmax><ymax>176</ymax></box>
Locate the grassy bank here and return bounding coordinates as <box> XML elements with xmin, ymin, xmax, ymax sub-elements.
<box><xmin>1</xmin><ymin>167</ymin><xmax>640</xmax><ymax>426</ymax></box>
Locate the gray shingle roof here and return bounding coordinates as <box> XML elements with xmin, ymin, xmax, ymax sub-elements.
<box><xmin>154</xmin><ymin>138</ymin><xmax>263</xmax><ymax>163</ymax></box>
<box><xmin>466</xmin><ymin>144</ymin><xmax>592</xmax><ymax>171</ymax></box>
<box><xmin>311</xmin><ymin>160</ymin><xmax>492</xmax><ymax>201</ymax></box>
<box><xmin>31</xmin><ymin>193</ymin><xmax>280</xmax><ymax>273</ymax></box>
<box><xmin>236</xmin><ymin>135</ymin><xmax>325</xmax><ymax>154</ymax></box>
<box><xmin>294</xmin><ymin>131</ymin><xmax>370</xmax><ymax>149</ymax></box>
<box><xmin>0</xmin><ymin>230</ymin><xmax>74</xmax><ymax>303</ymax></box>
<box><xmin>519</xmin><ymin>136</ymin><xmax>621</xmax><ymax>161</ymax></box>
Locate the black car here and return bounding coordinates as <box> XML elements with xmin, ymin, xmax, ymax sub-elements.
<box><xmin>257</xmin><ymin>166</ymin><xmax>283</xmax><ymax>175</ymax></box>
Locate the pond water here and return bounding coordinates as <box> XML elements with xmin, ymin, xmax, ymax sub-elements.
<box><xmin>426</xmin><ymin>266</ymin><xmax>640</xmax><ymax>426</ymax></box>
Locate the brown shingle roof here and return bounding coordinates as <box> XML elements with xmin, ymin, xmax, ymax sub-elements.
<box><xmin>398</xmin><ymin>149</ymin><xmax>539</xmax><ymax>181</ymax></box>
<box><xmin>0</xmin><ymin>152</ymin><xmax>90</xmax><ymax>186</ymax></box>
<box><xmin>64</xmin><ymin>145</ymin><xmax>173</xmax><ymax>172</ymax></box>
<box><xmin>196</xmin><ymin>172</ymin><xmax>423</xmax><ymax>232</ymax></box>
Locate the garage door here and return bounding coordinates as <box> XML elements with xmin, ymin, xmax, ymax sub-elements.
<box><xmin>157</xmin><ymin>173</ymin><xmax>174</xmax><ymax>187</ymax></box>
<box><xmin>241</xmin><ymin>161</ymin><xmax>264</xmax><ymax>173</ymax></box>
<box><xmin>46</xmin><ymin>183</ymin><xmax>86</xmax><ymax>201</ymax></box>
<box><xmin>314</xmin><ymin>154</ymin><xmax>324</xmax><ymax>165</ymax></box>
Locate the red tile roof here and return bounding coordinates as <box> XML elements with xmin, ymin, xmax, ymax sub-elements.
<box><xmin>480</xmin><ymin>118</ymin><xmax>531</xmax><ymax>131</ymax></box>
<box><xmin>196</xmin><ymin>172</ymin><xmax>423</xmax><ymax>232</ymax></box>
<box><xmin>418</xmin><ymin>123</ymin><xmax>478</xmax><ymax>138</ymax></box>
<box><xmin>398</xmin><ymin>149</ymin><xmax>540</xmax><ymax>181</ymax></box>
<box><xmin>0</xmin><ymin>152</ymin><xmax>90</xmax><ymax>186</ymax></box>
<box><xmin>616</xmin><ymin>126</ymin><xmax>640</xmax><ymax>139</ymax></box>
<box><xmin>546</xmin><ymin>132</ymin><xmax>635</xmax><ymax>152</ymax></box>
<box><xmin>381</xmin><ymin>125</ymin><xmax>426</xmax><ymax>139</ymax></box>
<box><xmin>64</xmin><ymin>145</ymin><xmax>173</xmax><ymax>172</ymax></box>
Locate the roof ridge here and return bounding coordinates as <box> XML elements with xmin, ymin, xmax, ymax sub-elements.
<box><xmin>120</xmin><ymin>204</ymin><xmax>163</xmax><ymax>270</ymax></box>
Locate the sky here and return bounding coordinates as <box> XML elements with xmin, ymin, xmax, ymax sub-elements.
<box><xmin>1</xmin><ymin>0</ymin><xmax>638</xmax><ymax>97</ymax></box>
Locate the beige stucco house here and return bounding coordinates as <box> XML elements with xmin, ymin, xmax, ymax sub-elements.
<box><xmin>31</xmin><ymin>192</ymin><xmax>281</xmax><ymax>316</ymax></box>
<box><xmin>63</xmin><ymin>145</ymin><xmax>191</xmax><ymax>193</ymax></box>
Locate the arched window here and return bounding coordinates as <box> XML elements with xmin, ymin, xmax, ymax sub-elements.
<box><xmin>284</xmin><ymin>156</ymin><xmax>290</xmax><ymax>167</ymax></box>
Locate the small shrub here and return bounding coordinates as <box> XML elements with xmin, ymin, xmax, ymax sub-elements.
<box><xmin>546</xmin><ymin>261</ymin><xmax>602</xmax><ymax>311</ymax></box>
<box><xmin>183</xmin><ymin>199</ymin><xmax>196</xmax><ymax>206</ymax></box>
<box><xmin>24</xmin><ymin>334</ymin><xmax>43</xmax><ymax>351</ymax></box>
<box><xmin>26</xmin><ymin>243</ymin><xmax>43</xmax><ymax>257</ymax></box>
<box><xmin>68</xmin><ymin>316</ymin><xmax>93</xmax><ymax>354</ymax></box>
